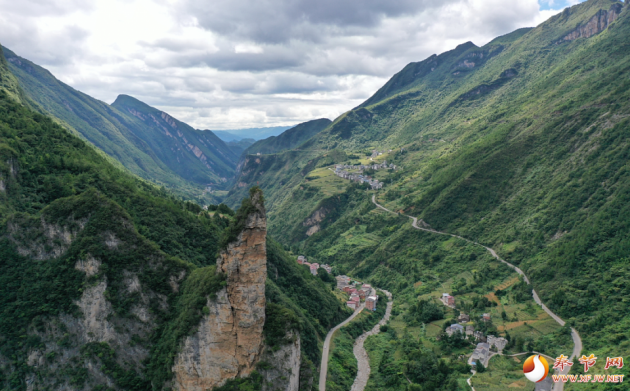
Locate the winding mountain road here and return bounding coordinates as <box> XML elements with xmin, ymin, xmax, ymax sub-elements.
<box><xmin>371</xmin><ymin>195</ymin><xmax>582</xmax><ymax>391</ymax></box>
<box><xmin>319</xmin><ymin>294</ymin><xmax>369</xmax><ymax>391</ymax></box>
<box><xmin>350</xmin><ymin>290</ymin><xmax>393</xmax><ymax>391</ymax></box>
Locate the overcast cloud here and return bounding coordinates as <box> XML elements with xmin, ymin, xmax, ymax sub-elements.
<box><xmin>0</xmin><ymin>0</ymin><xmax>582</xmax><ymax>130</ymax></box>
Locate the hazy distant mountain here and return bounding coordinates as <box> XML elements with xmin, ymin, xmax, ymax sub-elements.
<box><xmin>212</xmin><ymin>130</ymin><xmax>244</xmax><ymax>142</ymax></box>
<box><xmin>226</xmin><ymin>138</ymin><xmax>256</xmax><ymax>156</ymax></box>
<box><xmin>209</xmin><ymin>126</ymin><xmax>293</xmax><ymax>141</ymax></box>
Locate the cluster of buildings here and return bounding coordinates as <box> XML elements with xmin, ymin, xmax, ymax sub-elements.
<box><xmin>439</xmin><ymin>292</ymin><xmax>508</xmax><ymax>366</ymax></box>
<box><xmin>297</xmin><ymin>255</ymin><xmax>331</xmax><ymax>276</ymax></box>
<box><xmin>335</xmin><ymin>275</ymin><xmax>378</xmax><ymax>311</ymax></box>
<box><xmin>470</xmin><ymin>335</ymin><xmax>508</xmax><ymax>367</ymax></box>
<box><xmin>336</xmin><ymin>161</ymin><xmax>396</xmax><ymax>171</ymax></box>
<box><xmin>334</xmin><ymin>170</ymin><xmax>384</xmax><ymax>190</ymax></box>
<box><xmin>333</xmin><ymin>160</ymin><xmax>397</xmax><ymax>190</ymax></box>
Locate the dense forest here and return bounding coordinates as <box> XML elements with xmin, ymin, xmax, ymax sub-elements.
<box><xmin>0</xmin><ymin>54</ymin><xmax>348</xmax><ymax>389</ymax></box>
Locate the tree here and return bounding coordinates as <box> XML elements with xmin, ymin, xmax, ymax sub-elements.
<box><xmin>476</xmin><ymin>362</ymin><xmax>486</xmax><ymax>373</ymax></box>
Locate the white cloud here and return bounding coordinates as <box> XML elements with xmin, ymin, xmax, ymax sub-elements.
<box><xmin>0</xmin><ymin>0</ymin><xmax>580</xmax><ymax>130</ymax></box>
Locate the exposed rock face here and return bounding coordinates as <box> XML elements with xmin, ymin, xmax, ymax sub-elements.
<box><xmin>557</xmin><ymin>3</ymin><xmax>623</xmax><ymax>43</ymax></box>
<box><xmin>303</xmin><ymin>207</ymin><xmax>328</xmax><ymax>236</ymax></box>
<box><xmin>172</xmin><ymin>189</ymin><xmax>267</xmax><ymax>391</ymax></box>
<box><xmin>260</xmin><ymin>333</ymin><xmax>301</xmax><ymax>391</ymax></box>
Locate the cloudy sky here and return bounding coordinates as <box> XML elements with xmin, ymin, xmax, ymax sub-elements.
<box><xmin>0</xmin><ymin>0</ymin><xmax>582</xmax><ymax>130</ymax></box>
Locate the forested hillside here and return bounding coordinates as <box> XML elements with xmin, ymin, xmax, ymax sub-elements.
<box><xmin>2</xmin><ymin>46</ymin><xmax>237</xmax><ymax>203</ymax></box>
<box><xmin>228</xmin><ymin>1</ymin><xmax>630</xmax><ymax>388</ymax></box>
<box><xmin>0</xmin><ymin>47</ymin><xmax>348</xmax><ymax>390</ymax></box>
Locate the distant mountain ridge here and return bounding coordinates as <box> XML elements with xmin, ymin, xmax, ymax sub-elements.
<box><xmin>2</xmin><ymin>46</ymin><xmax>237</xmax><ymax>201</ymax></box>
<box><xmin>244</xmin><ymin>118</ymin><xmax>331</xmax><ymax>156</ymax></box>
<box><xmin>210</xmin><ymin>126</ymin><xmax>293</xmax><ymax>141</ymax></box>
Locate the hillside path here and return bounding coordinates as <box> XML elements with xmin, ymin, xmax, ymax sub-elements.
<box><xmin>319</xmin><ymin>292</ymin><xmax>370</xmax><ymax>391</ymax></box>
<box><xmin>371</xmin><ymin>195</ymin><xmax>582</xmax><ymax>391</ymax></box>
<box><xmin>350</xmin><ymin>290</ymin><xmax>393</xmax><ymax>391</ymax></box>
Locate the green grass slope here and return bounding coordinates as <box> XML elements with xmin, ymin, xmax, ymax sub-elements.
<box><xmin>2</xmin><ymin>46</ymin><xmax>236</xmax><ymax>201</ymax></box>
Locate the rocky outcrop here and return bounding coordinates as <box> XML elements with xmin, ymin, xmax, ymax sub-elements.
<box><xmin>172</xmin><ymin>189</ymin><xmax>267</xmax><ymax>391</ymax></box>
<box><xmin>557</xmin><ymin>3</ymin><xmax>624</xmax><ymax>43</ymax></box>
<box><xmin>303</xmin><ymin>207</ymin><xmax>329</xmax><ymax>237</ymax></box>
<box><xmin>260</xmin><ymin>333</ymin><xmax>301</xmax><ymax>391</ymax></box>
<box><xmin>8</xmin><ymin>216</ymin><xmax>87</xmax><ymax>260</ymax></box>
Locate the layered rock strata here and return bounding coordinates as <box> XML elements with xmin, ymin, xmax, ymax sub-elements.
<box><xmin>172</xmin><ymin>189</ymin><xmax>267</xmax><ymax>391</ymax></box>
<box><xmin>557</xmin><ymin>3</ymin><xmax>624</xmax><ymax>43</ymax></box>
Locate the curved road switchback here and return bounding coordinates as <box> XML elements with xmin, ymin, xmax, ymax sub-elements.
<box><xmin>319</xmin><ymin>291</ymin><xmax>370</xmax><ymax>391</ymax></box>
<box><xmin>350</xmin><ymin>290</ymin><xmax>393</xmax><ymax>391</ymax></box>
<box><xmin>371</xmin><ymin>195</ymin><xmax>582</xmax><ymax>391</ymax></box>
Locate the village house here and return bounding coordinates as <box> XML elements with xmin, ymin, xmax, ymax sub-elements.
<box><xmin>486</xmin><ymin>335</ymin><xmax>508</xmax><ymax>351</ymax></box>
<box><xmin>321</xmin><ymin>264</ymin><xmax>332</xmax><ymax>273</ymax></box>
<box><xmin>473</xmin><ymin>331</ymin><xmax>487</xmax><ymax>342</ymax></box>
<box><xmin>482</xmin><ymin>313</ymin><xmax>491</xmax><ymax>322</ymax></box>
<box><xmin>458</xmin><ymin>313</ymin><xmax>470</xmax><ymax>323</ymax></box>
<box><xmin>471</xmin><ymin>342</ymin><xmax>490</xmax><ymax>366</ymax></box>
<box><xmin>466</xmin><ymin>325</ymin><xmax>475</xmax><ymax>336</ymax></box>
<box><xmin>441</xmin><ymin>293</ymin><xmax>455</xmax><ymax>306</ymax></box>
<box><xmin>347</xmin><ymin>297</ymin><xmax>360</xmax><ymax>310</ymax></box>
<box><xmin>336</xmin><ymin>275</ymin><xmax>351</xmax><ymax>290</ymax></box>
<box><xmin>297</xmin><ymin>255</ymin><xmax>305</xmax><ymax>265</ymax></box>
<box><xmin>366</xmin><ymin>295</ymin><xmax>378</xmax><ymax>311</ymax></box>
<box><xmin>309</xmin><ymin>263</ymin><xmax>319</xmax><ymax>275</ymax></box>
<box><xmin>446</xmin><ymin>324</ymin><xmax>464</xmax><ymax>337</ymax></box>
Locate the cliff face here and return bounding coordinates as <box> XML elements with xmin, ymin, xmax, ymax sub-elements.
<box><xmin>172</xmin><ymin>189</ymin><xmax>267</xmax><ymax>391</ymax></box>
<box><xmin>557</xmin><ymin>3</ymin><xmax>624</xmax><ymax>42</ymax></box>
<box><xmin>260</xmin><ymin>333</ymin><xmax>301</xmax><ymax>391</ymax></box>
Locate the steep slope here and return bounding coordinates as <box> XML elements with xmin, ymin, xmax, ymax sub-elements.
<box><xmin>111</xmin><ymin>94</ymin><xmax>238</xmax><ymax>184</ymax></box>
<box><xmin>0</xmin><ymin>53</ymin><xmax>348</xmax><ymax>390</ymax></box>
<box><xmin>244</xmin><ymin>118</ymin><xmax>332</xmax><ymax>156</ymax></box>
<box><xmin>228</xmin><ymin>0</ymin><xmax>630</xmax><ymax>384</ymax></box>
<box><xmin>2</xmin><ymin>46</ymin><xmax>236</xmax><ymax>200</ymax></box>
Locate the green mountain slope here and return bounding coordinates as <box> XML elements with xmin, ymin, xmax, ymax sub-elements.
<box><xmin>111</xmin><ymin>94</ymin><xmax>238</xmax><ymax>182</ymax></box>
<box><xmin>0</xmin><ymin>53</ymin><xmax>347</xmax><ymax>390</ymax></box>
<box><xmin>244</xmin><ymin>118</ymin><xmax>332</xmax><ymax>156</ymax></box>
<box><xmin>228</xmin><ymin>1</ymin><xmax>630</xmax><ymax>385</ymax></box>
<box><xmin>2</xmin><ymin>47</ymin><xmax>237</xmax><ymax>200</ymax></box>
<box><xmin>226</xmin><ymin>137</ymin><xmax>256</xmax><ymax>156</ymax></box>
